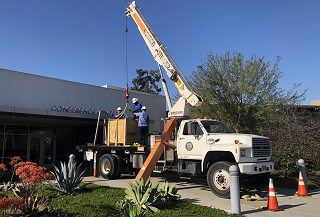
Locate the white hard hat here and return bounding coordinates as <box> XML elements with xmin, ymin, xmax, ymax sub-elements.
<box><xmin>141</xmin><ymin>106</ymin><xmax>147</xmax><ymax>110</ymax></box>
<box><xmin>132</xmin><ymin>98</ymin><xmax>138</xmax><ymax>103</ymax></box>
<box><xmin>117</xmin><ymin>107</ymin><xmax>122</xmax><ymax>111</ymax></box>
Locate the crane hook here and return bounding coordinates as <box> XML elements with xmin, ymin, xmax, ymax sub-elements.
<box><xmin>124</xmin><ymin>83</ymin><xmax>130</xmax><ymax>103</ymax></box>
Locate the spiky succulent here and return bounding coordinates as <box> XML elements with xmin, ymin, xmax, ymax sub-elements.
<box><xmin>158</xmin><ymin>181</ymin><xmax>180</xmax><ymax>204</ymax></box>
<box><xmin>47</xmin><ymin>160</ymin><xmax>86</xmax><ymax>195</ymax></box>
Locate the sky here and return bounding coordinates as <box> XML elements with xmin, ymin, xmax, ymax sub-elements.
<box><xmin>1</xmin><ymin>0</ymin><xmax>319</xmax><ymax>107</ymax></box>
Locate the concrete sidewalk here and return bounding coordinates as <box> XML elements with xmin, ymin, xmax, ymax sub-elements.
<box><xmin>82</xmin><ymin>172</ymin><xmax>320</xmax><ymax>217</ymax></box>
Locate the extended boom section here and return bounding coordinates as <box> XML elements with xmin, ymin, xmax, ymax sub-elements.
<box><xmin>126</xmin><ymin>1</ymin><xmax>203</xmax><ymax>117</ymax></box>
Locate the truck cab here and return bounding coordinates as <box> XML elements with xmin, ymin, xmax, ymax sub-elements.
<box><xmin>176</xmin><ymin>119</ymin><xmax>273</xmax><ymax>198</ymax></box>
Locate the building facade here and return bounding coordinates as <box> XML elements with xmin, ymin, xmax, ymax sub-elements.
<box><xmin>0</xmin><ymin>68</ymin><xmax>166</xmax><ymax>167</ymax></box>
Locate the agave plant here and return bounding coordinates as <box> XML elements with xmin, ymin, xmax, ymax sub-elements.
<box><xmin>113</xmin><ymin>199</ymin><xmax>146</xmax><ymax>217</ymax></box>
<box><xmin>158</xmin><ymin>181</ymin><xmax>181</xmax><ymax>204</ymax></box>
<box><xmin>1</xmin><ymin>181</ymin><xmax>16</xmax><ymax>191</ymax></box>
<box><xmin>47</xmin><ymin>160</ymin><xmax>86</xmax><ymax>195</ymax></box>
<box><xmin>114</xmin><ymin>177</ymin><xmax>163</xmax><ymax>216</ymax></box>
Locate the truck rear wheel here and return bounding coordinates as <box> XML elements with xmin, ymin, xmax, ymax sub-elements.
<box><xmin>242</xmin><ymin>172</ymin><xmax>270</xmax><ymax>190</ymax></box>
<box><xmin>99</xmin><ymin>154</ymin><xmax>118</xmax><ymax>179</ymax></box>
<box><xmin>112</xmin><ymin>154</ymin><xmax>124</xmax><ymax>179</ymax></box>
<box><xmin>207</xmin><ymin>161</ymin><xmax>234</xmax><ymax>199</ymax></box>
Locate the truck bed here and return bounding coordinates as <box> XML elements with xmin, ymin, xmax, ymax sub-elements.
<box><xmin>78</xmin><ymin>144</ymin><xmax>145</xmax><ymax>152</ymax></box>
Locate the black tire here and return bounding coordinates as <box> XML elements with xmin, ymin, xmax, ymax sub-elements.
<box><xmin>112</xmin><ymin>154</ymin><xmax>124</xmax><ymax>179</ymax></box>
<box><xmin>242</xmin><ymin>172</ymin><xmax>270</xmax><ymax>190</ymax></box>
<box><xmin>207</xmin><ymin>161</ymin><xmax>235</xmax><ymax>199</ymax></box>
<box><xmin>99</xmin><ymin>154</ymin><xmax>118</xmax><ymax>180</ymax></box>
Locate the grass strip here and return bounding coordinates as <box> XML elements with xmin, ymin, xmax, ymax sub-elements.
<box><xmin>271</xmin><ymin>171</ymin><xmax>320</xmax><ymax>189</ymax></box>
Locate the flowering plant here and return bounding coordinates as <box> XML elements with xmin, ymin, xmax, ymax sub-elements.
<box><xmin>1</xmin><ymin>156</ymin><xmax>22</xmax><ymax>192</ymax></box>
<box><xmin>0</xmin><ymin>164</ymin><xmax>8</xmax><ymax>180</ymax></box>
<box><xmin>11</xmin><ymin>161</ymin><xmax>54</xmax><ymax>216</ymax></box>
<box><xmin>9</xmin><ymin>156</ymin><xmax>22</xmax><ymax>181</ymax></box>
<box><xmin>0</xmin><ymin>197</ymin><xmax>24</xmax><ymax>216</ymax></box>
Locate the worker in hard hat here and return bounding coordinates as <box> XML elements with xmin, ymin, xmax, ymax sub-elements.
<box><xmin>134</xmin><ymin>106</ymin><xmax>149</xmax><ymax>149</ymax></box>
<box><xmin>130</xmin><ymin>98</ymin><xmax>142</xmax><ymax>119</ymax></box>
<box><xmin>114</xmin><ymin>107</ymin><xmax>125</xmax><ymax>119</ymax></box>
<box><xmin>132</xmin><ymin>98</ymin><xmax>142</xmax><ymax>113</ymax></box>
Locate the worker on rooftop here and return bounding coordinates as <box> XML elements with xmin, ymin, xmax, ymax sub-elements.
<box><xmin>115</xmin><ymin>107</ymin><xmax>125</xmax><ymax>119</ymax></box>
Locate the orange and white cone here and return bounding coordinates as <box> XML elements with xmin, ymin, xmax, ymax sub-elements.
<box><xmin>263</xmin><ymin>178</ymin><xmax>284</xmax><ymax>212</ymax></box>
<box><xmin>297</xmin><ymin>171</ymin><xmax>311</xmax><ymax>196</ymax></box>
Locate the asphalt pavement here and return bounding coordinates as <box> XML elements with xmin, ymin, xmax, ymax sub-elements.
<box><xmin>82</xmin><ymin>171</ymin><xmax>320</xmax><ymax>217</ymax></box>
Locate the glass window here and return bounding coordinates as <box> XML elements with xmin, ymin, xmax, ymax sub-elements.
<box><xmin>0</xmin><ymin>137</ymin><xmax>2</xmax><ymax>152</ymax></box>
<box><xmin>182</xmin><ymin>122</ymin><xmax>203</xmax><ymax>135</ymax></box>
<box><xmin>4</xmin><ymin>125</ymin><xmax>28</xmax><ymax>134</ymax></box>
<box><xmin>56</xmin><ymin>136</ymin><xmax>74</xmax><ymax>155</ymax></box>
<box><xmin>0</xmin><ymin>135</ymin><xmax>27</xmax><ymax>157</ymax></box>
<box><xmin>201</xmin><ymin>121</ymin><xmax>230</xmax><ymax>133</ymax></box>
<box><xmin>183</xmin><ymin>123</ymin><xmax>189</xmax><ymax>135</ymax></box>
<box><xmin>56</xmin><ymin>128</ymin><xmax>74</xmax><ymax>135</ymax></box>
<box><xmin>56</xmin><ymin>155</ymin><xmax>70</xmax><ymax>165</ymax></box>
<box><xmin>29</xmin><ymin>126</ymin><xmax>55</xmax><ymax>135</ymax></box>
<box><xmin>195</xmin><ymin>123</ymin><xmax>203</xmax><ymax>135</ymax></box>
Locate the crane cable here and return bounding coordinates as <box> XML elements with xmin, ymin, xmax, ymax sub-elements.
<box><xmin>124</xmin><ymin>16</ymin><xmax>132</xmax><ymax>112</ymax></box>
<box><xmin>125</xmin><ymin>16</ymin><xmax>128</xmax><ymax>85</ymax></box>
<box><xmin>113</xmin><ymin>16</ymin><xmax>133</xmax><ymax>141</ymax></box>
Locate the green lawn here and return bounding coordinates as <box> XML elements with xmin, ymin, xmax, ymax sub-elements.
<box><xmin>47</xmin><ymin>184</ymin><xmax>244</xmax><ymax>217</ymax></box>
<box><xmin>2</xmin><ymin>170</ymin><xmax>319</xmax><ymax>216</ymax></box>
<box><xmin>0</xmin><ymin>183</ymin><xmax>243</xmax><ymax>217</ymax></box>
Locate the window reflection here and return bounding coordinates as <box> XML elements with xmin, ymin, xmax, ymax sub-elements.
<box><xmin>29</xmin><ymin>126</ymin><xmax>55</xmax><ymax>135</ymax></box>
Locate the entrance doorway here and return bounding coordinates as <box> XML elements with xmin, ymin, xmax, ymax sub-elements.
<box><xmin>27</xmin><ymin>135</ymin><xmax>56</xmax><ymax>167</ymax></box>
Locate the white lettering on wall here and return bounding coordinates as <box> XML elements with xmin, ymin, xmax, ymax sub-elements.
<box><xmin>51</xmin><ymin>105</ymin><xmax>116</xmax><ymax>116</ymax></box>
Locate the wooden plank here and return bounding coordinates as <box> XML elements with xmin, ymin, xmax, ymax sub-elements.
<box><xmin>161</xmin><ymin>140</ymin><xmax>176</xmax><ymax>149</ymax></box>
<box><xmin>135</xmin><ymin>118</ymin><xmax>176</xmax><ymax>183</ymax></box>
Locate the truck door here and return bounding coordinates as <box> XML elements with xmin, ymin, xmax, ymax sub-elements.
<box><xmin>177</xmin><ymin>121</ymin><xmax>207</xmax><ymax>159</ymax></box>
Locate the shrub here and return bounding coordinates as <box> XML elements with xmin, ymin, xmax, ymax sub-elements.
<box><xmin>158</xmin><ymin>181</ymin><xmax>180</xmax><ymax>204</ymax></box>
<box><xmin>47</xmin><ymin>160</ymin><xmax>86</xmax><ymax>196</ymax></box>
<box><xmin>259</xmin><ymin>106</ymin><xmax>320</xmax><ymax>174</ymax></box>
<box><xmin>113</xmin><ymin>177</ymin><xmax>181</xmax><ymax>217</ymax></box>
<box><xmin>12</xmin><ymin>161</ymin><xmax>54</xmax><ymax>216</ymax></box>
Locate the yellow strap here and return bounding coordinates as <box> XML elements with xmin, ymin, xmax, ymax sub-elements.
<box><xmin>115</xmin><ymin>102</ymin><xmax>133</xmax><ymax>140</ymax></box>
<box><xmin>250</xmin><ymin>206</ymin><xmax>264</xmax><ymax>210</ymax></box>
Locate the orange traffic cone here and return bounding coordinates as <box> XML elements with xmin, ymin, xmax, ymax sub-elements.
<box><xmin>263</xmin><ymin>178</ymin><xmax>284</xmax><ymax>212</ymax></box>
<box><xmin>297</xmin><ymin>171</ymin><xmax>311</xmax><ymax>196</ymax></box>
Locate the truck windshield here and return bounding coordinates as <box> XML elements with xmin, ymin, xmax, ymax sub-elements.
<box><xmin>201</xmin><ymin>121</ymin><xmax>230</xmax><ymax>133</ymax></box>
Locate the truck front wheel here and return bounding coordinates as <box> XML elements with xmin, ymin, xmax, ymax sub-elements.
<box><xmin>99</xmin><ymin>154</ymin><xmax>118</xmax><ymax>179</ymax></box>
<box><xmin>207</xmin><ymin>161</ymin><xmax>234</xmax><ymax>199</ymax></box>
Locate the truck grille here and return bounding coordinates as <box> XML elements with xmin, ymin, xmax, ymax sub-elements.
<box><xmin>252</xmin><ymin>138</ymin><xmax>271</xmax><ymax>157</ymax></box>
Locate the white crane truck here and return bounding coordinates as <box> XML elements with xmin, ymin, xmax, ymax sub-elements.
<box><xmin>78</xmin><ymin>1</ymin><xmax>274</xmax><ymax>199</ymax></box>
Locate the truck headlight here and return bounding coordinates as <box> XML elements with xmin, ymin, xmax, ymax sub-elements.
<box><xmin>240</xmin><ymin>149</ymin><xmax>245</xmax><ymax>156</ymax></box>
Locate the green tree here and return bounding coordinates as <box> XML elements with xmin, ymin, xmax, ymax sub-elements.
<box><xmin>189</xmin><ymin>51</ymin><xmax>306</xmax><ymax>133</ymax></box>
<box><xmin>131</xmin><ymin>69</ymin><xmax>161</xmax><ymax>94</ymax></box>
<box><xmin>259</xmin><ymin>106</ymin><xmax>320</xmax><ymax>175</ymax></box>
